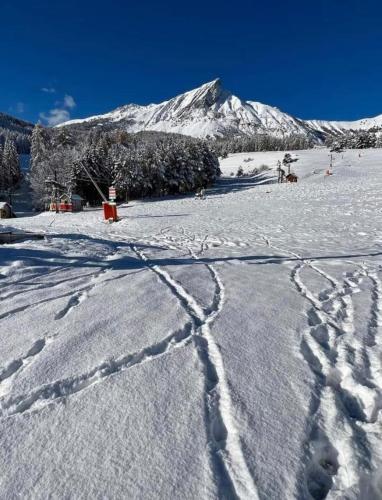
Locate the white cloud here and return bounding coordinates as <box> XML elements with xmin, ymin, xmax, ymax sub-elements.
<box><xmin>41</xmin><ymin>87</ymin><xmax>56</xmax><ymax>93</ymax></box>
<box><xmin>63</xmin><ymin>94</ymin><xmax>76</xmax><ymax>109</ymax></box>
<box><xmin>39</xmin><ymin>108</ymin><xmax>70</xmax><ymax>126</ymax></box>
<box><xmin>39</xmin><ymin>92</ymin><xmax>76</xmax><ymax>126</ymax></box>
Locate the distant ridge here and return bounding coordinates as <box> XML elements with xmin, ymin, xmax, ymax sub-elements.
<box><xmin>0</xmin><ymin>112</ymin><xmax>34</xmax><ymax>135</ymax></box>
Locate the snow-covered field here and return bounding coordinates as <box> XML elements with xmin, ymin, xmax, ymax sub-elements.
<box><xmin>1</xmin><ymin>148</ymin><xmax>382</xmax><ymax>499</ymax></box>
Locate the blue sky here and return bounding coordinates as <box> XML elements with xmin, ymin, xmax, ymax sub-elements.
<box><xmin>2</xmin><ymin>0</ymin><xmax>382</xmax><ymax>124</ymax></box>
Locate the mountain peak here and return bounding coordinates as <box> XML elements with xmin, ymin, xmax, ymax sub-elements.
<box><xmin>201</xmin><ymin>78</ymin><xmax>222</xmax><ymax>89</ymax></box>
<box><xmin>188</xmin><ymin>78</ymin><xmax>229</xmax><ymax>108</ymax></box>
<box><xmin>56</xmin><ymin>80</ymin><xmax>382</xmax><ymax>140</ymax></box>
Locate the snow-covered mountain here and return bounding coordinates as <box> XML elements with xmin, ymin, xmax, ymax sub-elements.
<box><xmin>305</xmin><ymin>115</ymin><xmax>382</xmax><ymax>135</ymax></box>
<box><xmin>57</xmin><ymin>79</ymin><xmax>382</xmax><ymax>140</ymax></box>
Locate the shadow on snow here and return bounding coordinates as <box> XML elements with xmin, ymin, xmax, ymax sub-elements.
<box><xmin>1</xmin><ymin>233</ymin><xmax>381</xmax><ymax>276</ymax></box>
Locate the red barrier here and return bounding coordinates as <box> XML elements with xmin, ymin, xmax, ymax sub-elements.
<box><xmin>59</xmin><ymin>203</ymin><xmax>73</xmax><ymax>212</ymax></box>
<box><xmin>49</xmin><ymin>202</ymin><xmax>73</xmax><ymax>212</ymax></box>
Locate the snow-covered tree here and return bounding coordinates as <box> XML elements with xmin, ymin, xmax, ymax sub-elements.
<box><xmin>29</xmin><ymin>125</ymin><xmax>221</xmax><ymax>206</ymax></box>
<box><xmin>326</xmin><ymin>129</ymin><xmax>380</xmax><ymax>150</ymax></box>
<box><xmin>282</xmin><ymin>153</ymin><xmax>298</xmax><ymax>174</ymax></box>
<box><xmin>30</xmin><ymin>125</ymin><xmax>78</xmax><ymax>207</ymax></box>
<box><xmin>211</xmin><ymin>134</ymin><xmax>313</xmax><ymax>157</ymax></box>
<box><xmin>0</xmin><ymin>137</ymin><xmax>20</xmax><ymax>190</ymax></box>
<box><xmin>30</xmin><ymin>125</ymin><xmax>51</xmax><ymax>171</ymax></box>
<box><xmin>0</xmin><ymin>143</ymin><xmax>4</xmax><ymax>191</ymax></box>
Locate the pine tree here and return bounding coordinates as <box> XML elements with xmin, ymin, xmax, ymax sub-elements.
<box><xmin>8</xmin><ymin>138</ymin><xmax>20</xmax><ymax>184</ymax></box>
<box><xmin>0</xmin><ymin>143</ymin><xmax>4</xmax><ymax>191</ymax></box>
<box><xmin>1</xmin><ymin>137</ymin><xmax>20</xmax><ymax>188</ymax></box>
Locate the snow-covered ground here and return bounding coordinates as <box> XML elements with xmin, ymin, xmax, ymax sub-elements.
<box><xmin>1</xmin><ymin>148</ymin><xmax>382</xmax><ymax>499</ymax></box>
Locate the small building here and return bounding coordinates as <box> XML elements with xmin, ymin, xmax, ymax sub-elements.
<box><xmin>0</xmin><ymin>202</ymin><xmax>13</xmax><ymax>219</ymax></box>
<box><xmin>50</xmin><ymin>194</ymin><xmax>84</xmax><ymax>213</ymax></box>
<box><xmin>286</xmin><ymin>173</ymin><xmax>298</xmax><ymax>183</ymax></box>
<box><xmin>70</xmin><ymin>194</ymin><xmax>84</xmax><ymax>212</ymax></box>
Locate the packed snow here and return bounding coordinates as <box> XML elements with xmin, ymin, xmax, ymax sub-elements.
<box><xmin>1</xmin><ymin>148</ymin><xmax>382</xmax><ymax>499</ymax></box>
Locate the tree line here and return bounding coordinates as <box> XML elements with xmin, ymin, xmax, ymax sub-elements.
<box><xmin>26</xmin><ymin>119</ymin><xmax>382</xmax><ymax>208</ymax></box>
<box><xmin>326</xmin><ymin>129</ymin><xmax>382</xmax><ymax>150</ymax></box>
<box><xmin>209</xmin><ymin>133</ymin><xmax>314</xmax><ymax>157</ymax></box>
<box><xmin>30</xmin><ymin>126</ymin><xmax>221</xmax><ymax>207</ymax></box>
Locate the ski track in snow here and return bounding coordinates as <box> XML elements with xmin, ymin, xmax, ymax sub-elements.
<box><xmin>0</xmin><ymin>269</ymin><xmax>98</xmax><ymax>302</ymax></box>
<box><xmin>118</xmin><ymin>225</ymin><xmax>382</xmax><ymax>499</ymax></box>
<box><xmin>0</xmin><ymin>229</ymin><xmax>260</xmax><ymax>499</ymax></box>
<box><xmin>0</xmin><ymin>266</ymin><xmax>108</xmax><ymax>322</ymax></box>
<box><xmin>0</xmin><ymin>235</ymin><xmax>197</xmax><ymax>413</ymax></box>
<box><xmin>53</xmin><ymin>265</ymin><xmax>110</xmax><ymax>320</ymax></box>
<box><xmin>243</xmin><ymin>228</ymin><xmax>382</xmax><ymax>498</ymax></box>
<box><xmin>181</xmin><ymin>228</ymin><xmax>259</xmax><ymax>499</ymax></box>
<box><xmin>0</xmin><ymin>242</ymin><xmax>129</xmax><ymax>323</ymax></box>
<box><xmin>289</xmin><ymin>259</ymin><xmax>382</xmax><ymax>499</ymax></box>
<box><xmin>0</xmin><ymin>227</ymin><xmax>259</xmax><ymax>498</ymax></box>
<box><xmin>0</xmin><ymin>334</ymin><xmax>56</xmax><ymax>398</ymax></box>
<box><xmin>0</xmin><ymin>246</ymin><xmax>124</xmax><ymax>401</ymax></box>
<box><xmin>0</xmin><ymin>323</ymin><xmax>194</xmax><ymax>418</ymax></box>
<box><xmin>1</xmin><ymin>220</ymin><xmax>380</xmax><ymax>498</ymax></box>
<box><xmin>131</xmin><ymin>233</ymin><xmax>259</xmax><ymax>499</ymax></box>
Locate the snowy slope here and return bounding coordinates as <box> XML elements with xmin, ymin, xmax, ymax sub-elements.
<box><xmin>58</xmin><ymin>79</ymin><xmax>382</xmax><ymax>140</ymax></box>
<box><xmin>1</xmin><ymin>148</ymin><xmax>382</xmax><ymax>498</ymax></box>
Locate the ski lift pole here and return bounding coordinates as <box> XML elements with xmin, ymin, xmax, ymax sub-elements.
<box><xmin>54</xmin><ymin>171</ymin><xmax>59</xmax><ymax>213</ymax></box>
<box><xmin>79</xmin><ymin>161</ymin><xmax>118</xmax><ymax>221</ymax></box>
<box><xmin>80</xmin><ymin>162</ymin><xmax>108</xmax><ymax>202</ymax></box>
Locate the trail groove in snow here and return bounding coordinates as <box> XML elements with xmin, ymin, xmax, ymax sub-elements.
<box><xmin>53</xmin><ymin>267</ymin><xmax>110</xmax><ymax>320</ymax></box>
<box><xmin>0</xmin><ymin>272</ymin><xmax>112</xmax><ymax>322</ymax></box>
<box><xmin>3</xmin><ymin>148</ymin><xmax>382</xmax><ymax>499</ymax></box>
<box><xmin>0</xmin><ymin>323</ymin><xmax>193</xmax><ymax>418</ymax></box>
<box><xmin>0</xmin><ymin>334</ymin><xmax>56</xmax><ymax>398</ymax></box>
<box><xmin>290</xmin><ymin>261</ymin><xmax>382</xmax><ymax>499</ymax></box>
<box><xmin>0</xmin><ymin>242</ymin><xmax>197</xmax><ymax>418</ymax></box>
<box><xmin>132</xmin><ymin>238</ymin><xmax>259</xmax><ymax>500</ymax></box>
<box><xmin>0</xmin><ymin>245</ymin><xmax>122</xmax><ymax>322</ymax></box>
<box><xmin>249</xmin><ymin>228</ymin><xmax>382</xmax><ymax>498</ymax></box>
<box><xmin>183</xmin><ymin>228</ymin><xmax>259</xmax><ymax>499</ymax></box>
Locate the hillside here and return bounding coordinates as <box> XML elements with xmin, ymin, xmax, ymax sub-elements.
<box><xmin>0</xmin><ymin>112</ymin><xmax>33</xmax><ymax>153</ymax></box>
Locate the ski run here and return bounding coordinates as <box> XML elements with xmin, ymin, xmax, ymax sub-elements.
<box><xmin>1</xmin><ymin>147</ymin><xmax>382</xmax><ymax>499</ymax></box>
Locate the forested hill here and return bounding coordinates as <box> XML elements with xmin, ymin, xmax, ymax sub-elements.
<box><xmin>29</xmin><ymin>126</ymin><xmax>221</xmax><ymax>207</ymax></box>
<box><xmin>0</xmin><ymin>112</ymin><xmax>34</xmax><ymax>154</ymax></box>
